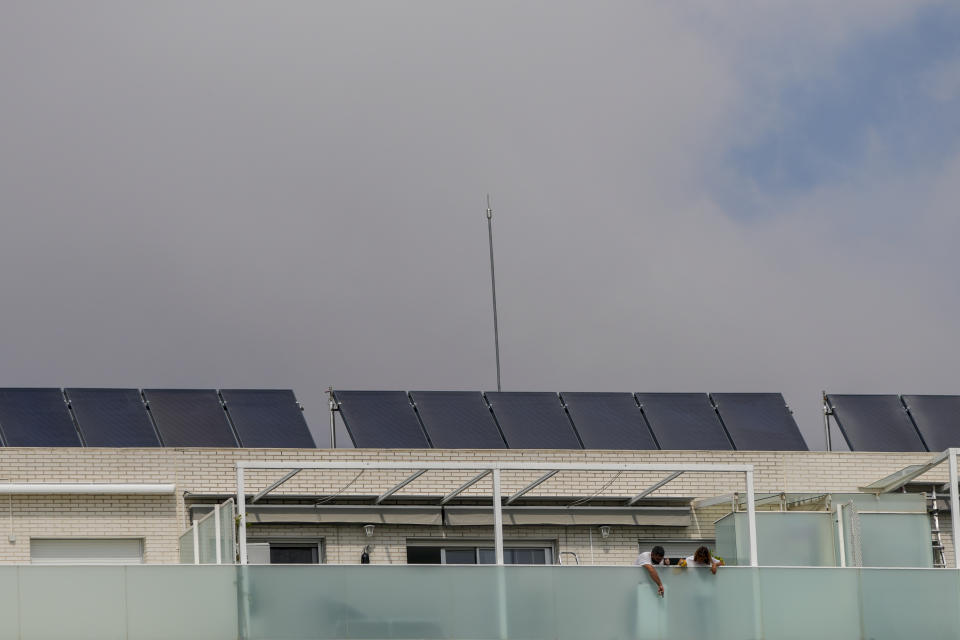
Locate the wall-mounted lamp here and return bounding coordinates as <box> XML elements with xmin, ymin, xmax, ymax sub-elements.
<box><xmin>598</xmin><ymin>525</ymin><xmax>611</xmax><ymax>539</ymax></box>
<box><xmin>364</xmin><ymin>524</ymin><xmax>375</xmax><ymax>537</ymax></box>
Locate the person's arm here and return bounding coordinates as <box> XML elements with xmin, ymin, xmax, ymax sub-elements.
<box><xmin>643</xmin><ymin>564</ymin><xmax>664</xmax><ymax>595</ymax></box>
<box><xmin>710</xmin><ymin>558</ymin><xmax>722</xmax><ymax>575</ymax></box>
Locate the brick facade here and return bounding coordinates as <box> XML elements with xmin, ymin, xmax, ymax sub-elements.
<box><xmin>0</xmin><ymin>448</ymin><xmax>951</xmax><ymax>567</ymax></box>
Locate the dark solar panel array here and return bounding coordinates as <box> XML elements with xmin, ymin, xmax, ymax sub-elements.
<box><xmin>484</xmin><ymin>392</ymin><xmax>582</xmax><ymax>449</ymax></box>
<box><xmin>221</xmin><ymin>389</ymin><xmax>314</xmax><ymax>448</ymax></box>
<box><xmin>900</xmin><ymin>395</ymin><xmax>960</xmax><ymax>451</ymax></box>
<box><xmin>11</xmin><ymin>384</ymin><xmax>957</xmax><ymax>452</ymax></box>
<box><xmin>635</xmin><ymin>393</ymin><xmax>732</xmax><ymax>450</ymax></box>
<box><xmin>65</xmin><ymin>388</ymin><xmax>160</xmax><ymax>447</ymax></box>
<box><xmin>410</xmin><ymin>391</ymin><xmax>506</xmax><ymax>449</ymax></box>
<box><xmin>711</xmin><ymin>393</ymin><xmax>807</xmax><ymax>451</ymax></box>
<box><xmin>825</xmin><ymin>394</ymin><xmax>926</xmax><ymax>452</ymax></box>
<box><xmin>0</xmin><ymin>388</ymin><xmax>82</xmax><ymax>447</ymax></box>
<box><xmin>332</xmin><ymin>390</ymin><xmax>429</xmax><ymax>448</ymax></box>
<box><xmin>560</xmin><ymin>392</ymin><xmax>658</xmax><ymax>450</ymax></box>
<box><xmin>143</xmin><ymin>389</ymin><xmax>239</xmax><ymax>448</ymax></box>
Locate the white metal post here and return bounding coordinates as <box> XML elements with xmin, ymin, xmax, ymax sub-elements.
<box><xmin>492</xmin><ymin>468</ymin><xmax>504</xmax><ymax>565</ymax></box>
<box><xmin>745</xmin><ymin>469</ymin><xmax>758</xmax><ymax>567</ymax></box>
<box><xmin>835</xmin><ymin>503</ymin><xmax>846</xmax><ymax>567</ymax></box>
<box><xmin>237</xmin><ymin>466</ymin><xmax>248</xmax><ymax>565</ymax></box>
<box><xmin>949</xmin><ymin>449</ymin><xmax>959</xmax><ymax>569</ymax></box>
<box><xmin>214</xmin><ymin>503</ymin><xmax>222</xmax><ymax>565</ymax></box>
<box><xmin>192</xmin><ymin>519</ymin><xmax>200</xmax><ymax>565</ymax></box>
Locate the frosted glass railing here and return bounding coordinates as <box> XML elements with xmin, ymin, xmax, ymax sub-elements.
<box><xmin>197</xmin><ymin>513</ymin><xmax>218</xmax><ymax>564</ymax></box>
<box><xmin>239</xmin><ymin>566</ymin><xmax>960</xmax><ymax>640</ymax></box>
<box><xmin>219</xmin><ymin>500</ymin><xmax>236</xmax><ymax>563</ymax></box>
<box><xmin>179</xmin><ymin>500</ymin><xmax>235</xmax><ymax>564</ymax></box>
<box><xmin>0</xmin><ymin>566</ymin><xmax>238</xmax><ymax>640</ymax></box>
<box><xmin>0</xmin><ymin>565</ymin><xmax>957</xmax><ymax>639</ymax></box>
<box><xmin>178</xmin><ymin>527</ymin><xmax>195</xmax><ymax>564</ymax></box>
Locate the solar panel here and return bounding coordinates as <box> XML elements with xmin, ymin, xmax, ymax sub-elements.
<box><xmin>901</xmin><ymin>395</ymin><xmax>960</xmax><ymax>451</ymax></box>
<box><xmin>710</xmin><ymin>393</ymin><xmax>807</xmax><ymax>451</ymax></box>
<box><xmin>332</xmin><ymin>390</ymin><xmax>429</xmax><ymax>448</ymax></box>
<box><xmin>483</xmin><ymin>392</ymin><xmax>582</xmax><ymax>449</ymax></box>
<box><xmin>142</xmin><ymin>389</ymin><xmax>238</xmax><ymax>447</ymax></box>
<box><xmin>64</xmin><ymin>388</ymin><xmax>160</xmax><ymax>447</ymax></box>
<box><xmin>634</xmin><ymin>393</ymin><xmax>732</xmax><ymax>450</ymax></box>
<box><xmin>409</xmin><ymin>391</ymin><xmax>505</xmax><ymax>449</ymax></box>
<box><xmin>220</xmin><ymin>389</ymin><xmax>315</xmax><ymax>448</ymax></box>
<box><xmin>560</xmin><ymin>392</ymin><xmax>659</xmax><ymax>450</ymax></box>
<box><xmin>826</xmin><ymin>394</ymin><xmax>926</xmax><ymax>452</ymax></box>
<box><xmin>0</xmin><ymin>388</ymin><xmax>81</xmax><ymax>446</ymax></box>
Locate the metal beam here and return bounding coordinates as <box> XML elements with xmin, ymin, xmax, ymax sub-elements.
<box><xmin>746</xmin><ymin>469</ymin><xmax>758</xmax><ymax>567</ymax></box>
<box><xmin>440</xmin><ymin>470</ymin><xmax>491</xmax><ymax>505</ymax></box>
<box><xmin>493</xmin><ymin>468</ymin><xmax>504</xmax><ymax>565</ymax></box>
<box><xmin>251</xmin><ymin>469</ymin><xmax>301</xmax><ymax>503</ymax></box>
<box><xmin>626</xmin><ymin>471</ymin><xmax>683</xmax><ymax>505</ymax></box>
<box><xmin>506</xmin><ymin>470</ymin><xmax>558</xmax><ymax>505</ymax></box>
<box><xmin>835</xmin><ymin>503</ymin><xmax>846</xmax><ymax>567</ymax></box>
<box><xmin>237</xmin><ymin>461</ymin><xmax>756</xmax><ymax>473</ymax></box>
<box><xmin>375</xmin><ymin>469</ymin><xmax>427</xmax><ymax>504</ymax></box>
<box><xmin>237</xmin><ymin>466</ymin><xmax>247</xmax><ymax>565</ymax></box>
<box><xmin>0</xmin><ymin>483</ymin><xmax>175</xmax><ymax>494</ymax></box>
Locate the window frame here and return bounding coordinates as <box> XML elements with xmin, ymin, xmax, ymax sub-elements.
<box><xmin>246</xmin><ymin>538</ymin><xmax>325</xmax><ymax>565</ymax></box>
<box><xmin>406</xmin><ymin>539</ymin><xmax>556</xmax><ymax>565</ymax></box>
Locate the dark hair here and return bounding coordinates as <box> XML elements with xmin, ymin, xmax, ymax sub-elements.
<box><xmin>651</xmin><ymin>545</ymin><xmax>665</xmax><ymax>557</ymax></box>
<box><xmin>693</xmin><ymin>546</ymin><xmax>711</xmax><ymax>565</ymax></box>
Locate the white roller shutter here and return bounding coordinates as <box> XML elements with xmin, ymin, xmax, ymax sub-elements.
<box><xmin>31</xmin><ymin>538</ymin><xmax>144</xmax><ymax>564</ymax></box>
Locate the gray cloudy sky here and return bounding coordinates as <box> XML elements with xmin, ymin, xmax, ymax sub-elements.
<box><xmin>2</xmin><ymin>1</ymin><xmax>959</xmax><ymax>449</ymax></box>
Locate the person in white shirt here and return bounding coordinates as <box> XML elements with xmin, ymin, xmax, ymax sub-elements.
<box><xmin>684</xmin><ymin>546</ymin><xmax>723</xmax><ymax>574</ymax></box>
<box><xmin>634</xmin><ymin>545</ymin><xmax>668</xmax><ymax>596</ymax></box>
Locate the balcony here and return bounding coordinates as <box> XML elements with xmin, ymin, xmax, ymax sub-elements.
<box><xmin>1</xmin><ymin>564</ymin><xmax>958</xmax><ymax>639</ymax></box>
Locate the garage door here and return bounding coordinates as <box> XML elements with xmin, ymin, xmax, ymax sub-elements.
<box><xmin>31</xmin><ymin>538</ymin><xmax>144</xmax><ymax>564</ymax></box>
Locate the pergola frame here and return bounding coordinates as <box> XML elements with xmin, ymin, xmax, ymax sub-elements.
<box><xmin>235</xmin><ymin>460</ymin><xmax>759</xmax><ymax>566</ymax></box>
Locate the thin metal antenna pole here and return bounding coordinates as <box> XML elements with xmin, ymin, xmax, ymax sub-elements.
<box><xmin>486</xmin><ymin>195</ymin><xmax>502</xmax><ymax>392</ymax></box>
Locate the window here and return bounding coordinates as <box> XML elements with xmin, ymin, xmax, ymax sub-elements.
<box><xmin>247</xmin><ymin>540</ymin><xmax>323</xmax><ymax>564</ymax></box>
<box><xmin>407</xmin><ymin>543</ymin><xmax>553</xmax><ymax>565</ymax></box>
<box><xmin>31</xmin><ymin>538</ymin><xmax>144</xmax><ymax>565</ymax></box>
<box><xmin>478</xmin><ymin>548</ymin><xmax>549</xmax><ymax>565</ymax></box>
<box><xmin>444</xmin><ymin>547</ymin><xmax>479</xmax><ymax>564</ymax></box>
<box><xmin>406</xmin><ymin>546</ymin><xmax>441</xmax><ymax>564</ymax></box>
